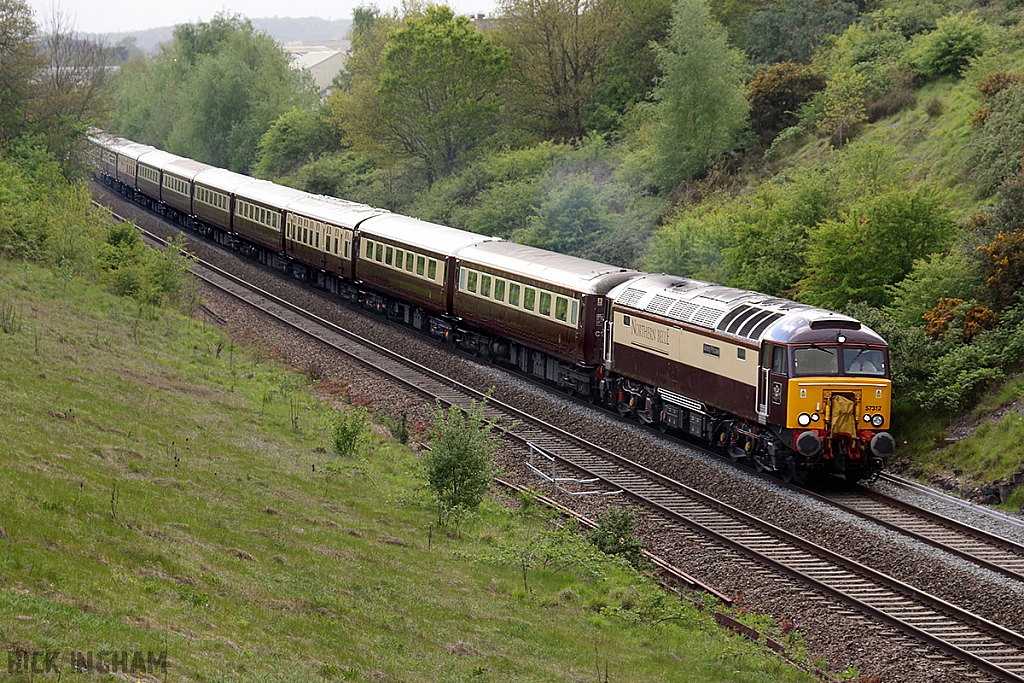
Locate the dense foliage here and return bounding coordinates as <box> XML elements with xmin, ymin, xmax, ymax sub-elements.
<box><xmin>110</xmin><ymin>13</ymin><xmax>316</xmax><ymax>171</ymax></box>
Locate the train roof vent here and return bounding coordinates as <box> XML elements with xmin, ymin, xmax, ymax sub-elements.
<box><xmin>726</xmin><ymin>307</ymin><xmax>761</xmax><ymax>335</ymax></box>
<box><xmin>615</xmin><ymin>288</ymin><xmax>645</xmax><ymax>309</ymax></box>
<box><xmin>749</xmin><ymin>313</ymin><xmax>784</xmax><ymax>339</ymax></box>
<box><xmin>691</xmin><ymin>305</ymin><xmax>725</xmax><ymax>328</ymax></box>
<box><xmin>738</xmin><ymin>309</ymin><xmax>777</xmax><ymax>338</ymax></box>
<box><xmin>648</xmin><ymin>295</ymin><xmax>673</xmax><ymax>316</ymax></box>
<box><xmin>716</xmin><ymin>304</ymin><xmax>753</xmax><ymax>333</ymax></box>
<box><xmin>667</xmin><ymin>299</ymin><xmax>699</xmax><ymax>322</ymax></box>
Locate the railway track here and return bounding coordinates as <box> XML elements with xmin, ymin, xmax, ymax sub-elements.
<box><xmin>808</xmin><ymin>481</ymin><xmax>1024</xmax><ymax>584</ymax></box>
<box><xmin>98</xmin><ymin>202</ymin><xmax>1024</xmax><ymax>682</ymax></box>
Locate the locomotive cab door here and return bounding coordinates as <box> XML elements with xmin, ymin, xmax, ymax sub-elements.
<box><xmin>759</xmin><ymin>344</ymin><xmax>789</xmax><ymax>426</ymax></box>
<box><xmin>757</xmin><ymin>343</ymin><xmax>772</xmax><ymax>424</ymax></box>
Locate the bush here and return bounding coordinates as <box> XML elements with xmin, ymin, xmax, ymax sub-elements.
<box><xmin>910</xmin><ymin>12</ymin><xmax>987</xmax><ymax>78</ymax></box>
<box><xmin>885</xmin><ymin>249</ymin><xmax>982</xmax><ymax>328</ymax></box>
<box><xmin>587</xmin><ymin>507</ymin><xmax>649</xmax><ymax>571</ymax></box>
<box><xmin>330</xmin><ymin>406</ymin><xmax>369</xmax><ymax>457</ymax></box>
<box><xmin>746</xmin><ymin>62</ymin><xmax>826</xmax><ymax>145</ymax></box>
<box><xmin>979</xmin><ymin>229</ymin><xmax>1024</xmax><ymax>310</ymax></box>
<box><xmin>423</xmin><ymin>397</ymin><xmax>501</xmax><ymax>525</ymax></box>
<box><xmin>924</xmin><ymin>96</ymin><xmax>944</xmax><ymax>117</ymax></box>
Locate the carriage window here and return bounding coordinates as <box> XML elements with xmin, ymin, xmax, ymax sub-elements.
<box><xmin>365</xmin><ymin>241</ymin><xmax>373</xmax><ymax>258</ymax></box>
<box><xmin>405</xmin><ymin>252</ymin><xmax>414</xmax><ymax>271</ymax></box>
<box><xmin>539</xmin><ymin>292</ymin><xmax>551</xmax><ymax>316</ymax></box>
<box><xmin>334</xmin><ymin>237</ymin><xmax>339</xmax><ymax>255</ymax></box>
<box><xmin>303</xmin><ymin>228</ymin><xmax>308</xmax><ymax>244</ymax></box>
<box><xmin>375</xmin><ymin>244</ymin><xmax>383</xmax><ymax>262</ymax></box>
<box><xmin>317</xmin><ymin>233</ymin><xmax>321</xmax><ymax>249</ymax></box>
<box><xmin>737</xmin><ymin>348</ymin><xmax>747</xmax><ymax>360</ymax></box>
<box><xmin>344</xmin><ymin>241</ymin><xmax>350</xmax><ymax>258</ymax></box>
<box><xmin>524</xmin><ymin>287</ymin><xmax>536</xmax><ymax>312</ymax></box>
<box><xmin>480</xmin><ymin>275</ymin><xmax>491</xmax><ymax>298</ymax></box>
<box><xmin>494</xmin><ymin>279</ymin><xmax>505</xmax><ymax>302</ymax></box>
<box><xmin>467</xmin><ymin>271</ymin><xmax>478</xmax><ymax>293</ymax></box>
<box><xmin>416</xmin><ymin>256</ymin><xmax>425</xmax><ymax>276</ymax></box>
<box><xmin>428</xmin><ymin>260</ymin><xmax>437</xmax><ymax>280</ymax></box>
<box><xmin>555</xmin><ymin>297</ymin><xmax>568</xmax><ymax>322</ymax></box>
<box><xmin>509</xmin><ymin>283</ymin><xmax>520</xmax><ymax>307</ymax></box>
<box><xmin>395</xmin><ymin>249</ymin><xmax>403</xmax><ymax>267</ymax></box>
<box><xmin>772</xmin><ymin>345</ymin><xmax>789</xmax><ymax>374</ymax></box>
<box><xmin>571</xmin><ymin>300</ymin><xmax>579</xmax><ymax>325</ymax></box>
<box><xmin>385</xmin><ymin>246</ymin><xmax>393</xmax><ymax>265</ymax></box>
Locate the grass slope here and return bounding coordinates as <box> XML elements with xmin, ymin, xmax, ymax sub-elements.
<box><xmin>0</xmin><ymin>259</ymin><xmax>814</xmax><ymax>683</ymax></box>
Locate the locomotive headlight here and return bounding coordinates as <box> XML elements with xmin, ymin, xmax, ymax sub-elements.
<box><xmin>798</xmin><ymin>413</ymin><xmax>811</xmax><ymax>427</ymax></box>
<box><xmin>812</xmin><ymin>413</ymin><xmax>820</xmax><ymax>422</ymax></box>
<box><xmin>863</xmin><ymin>413</ymin><xmax>871</xmax><ymax>423</ymax></box>
<box><xmin>871</xmin><ymin>414</ymin><xmax>885</xmax><ymax>428</ymax></box>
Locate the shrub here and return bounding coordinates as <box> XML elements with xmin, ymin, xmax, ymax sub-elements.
<box><xmin>587</xmin><ymin>507</ymin><xmax>649</xmax><ymax>571</ymax></box>
<box><xmin>330</xmin><ymin>406</ymin><xmax>369</xmax><ymax>457</ymax></box>
<box><xmin>979</xmin><ymin>229</ymin><xmax>1024</xmax><ymax>310</ymax></box>
<box><xmin>885</xmin><ymin>249</ymin><xmax>982</xmax><ymax>328</ymax></box>
<box><xmin>924</xmin><ymin>96</ymin><xmax>944</xmax><ymax>117</ymax></box>
<box><xmin>423</xmin><ymin>397</ymin><xmax>501</xmax><ymax>525</ymax></box>
<box><xmin>967</xmin><ymin>83</ymin><xmax>1024</xmax><ymax>198</ymax></box>
<box><xmin>746</xmin><ymin>62</ymin><xmax>826</xmax><ymax>145</ymax></box>
<box><xmin>910</xmin><ymin>12</ymin><xmax>987</xmax><ymax>78</ymax></box>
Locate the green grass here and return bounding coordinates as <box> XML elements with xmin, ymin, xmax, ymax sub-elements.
<box><xmin>0</xmin><ymin>258</ymin><xmax>814</xmax><ymax>683</ymax></box>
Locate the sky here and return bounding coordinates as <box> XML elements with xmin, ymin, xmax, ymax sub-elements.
<box><xmin>29</xmin><ymin>0</ymin><xmax>498</xmax><ymax>35</ymax></box>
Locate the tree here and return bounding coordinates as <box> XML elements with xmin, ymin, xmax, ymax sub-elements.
<box><xmin>0</xmin><ymin>0</ymin><xmax>40</xmax><ymax>143</ymax></box>
<box><xmin>814</xmin><ymin>69</ymin><xmax>869</xmax><ymax>145</ymax></box>
<box><xmin>650</xmin><ymin>0</ymin><xmax>749</xmax><ymax>189</ymax></box>
<box><xmin>520</xmin><ymin>175</ymin><xmax>608</xmax><ymax>253</ymax></box>
<box><xmin>495</xmin><ymin>0</ymin><xmax>622</xmax><ymax>141</ymax></box>
<box><xmin>110</xmin><ymin>13</ymin><xmax>315</xmax><ymax>172</ymax></box>
<box><xmin>797</xmin><ymin>186</ymin><xmax>956</xmax><ymax>309</ymax></box>
<box><xmin>33</xmin><ymin>8</ymin><xmax>113</xmax><ymax>173</ymax></box>
<box><xmin>743</xmin><ymin>0</ymin><xmax>857</xmax><ymax>65</ymax></box>
<box><xmin>423</xmin><ymin>397</ymin><xmax>501</xmax><ymax>525</ymax></box>
<box><xmin>376</xmin><ymin>6</ymin><xmax>510</xmax><ymax>186</ymax></box>
<box><xmin>590</xmin><ymin>0</ymin><xmax>672</xmax><ymax>135</ymax></box>
<box><xmin>255</xmin><ymin>105</ymin><xmax>338</xmax><ymax>178</ymax></box>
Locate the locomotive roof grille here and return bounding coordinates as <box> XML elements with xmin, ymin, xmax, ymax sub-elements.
<box><xmin>648</xmin><ymin>294</ymin><xmax>673</xmax><ymax>316</ymax></box>
<box><xmin>616</xmin><ymin>288</ymin><xmax>645</xmax><ymax>308</ymax></box>
<box><xmin>750</xmin><ymin>313</ymin><xmax>783</xmax><ymax>339</ymax></box>
<box><xmin>738</xmin><ymin>309</ymin><xmax>777</xmax><ymax>338</ymax></box>
<box><xmin>691</xmin><ymin>305</ymin><xmax>725</xmax><ymax>328</ymax></box>
<box><xmin>667</xmin><ymin>299</ymin><xmax>698</xmax><ymax>322</ymax></box>
<box><xmin>716</xmin><ymin>304</ymin><xmax>753</xmax><ymax>333</ymax></box>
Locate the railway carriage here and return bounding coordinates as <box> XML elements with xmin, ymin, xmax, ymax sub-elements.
<box><xmin>112</xmin><ymin>142</ymin><xmax>153</xmax><ymax>190</ymax></box>
<box><xmin>284</xmin><ymin>196</ymin><xmax>380</xmax><ymax>284</ymax></box>
<box><xmin>230</xmin><ymin>180</ymin><xmax>307</xmax><ymax>254</ymax></box>
<box><xmin>192</xmin><ymin>168</ymin><xmax>252</xmax><ymax>235</ymax></box>
<box><xmin>160</xmin><ymin>159</ymin><xmax>215</xmax><ymax>218</ymax></box>
<box><xmin>606</xmin><ymin>274</ymin><xmax>894</xmax><ymax>480</ymax></box>
<box><xmin>453</xmin><ymin>241</ymin><xmax>638</xmax><ymax>391</ymax></box>
<box><xmin>134</xmin><ymin>150</ymin><xmax>183</xmax><ymax>211</ymax></box>
<box><xmin>353</xmin><ymin>213</ymin><xmax>497</xmax><ymax>327</ymax></box>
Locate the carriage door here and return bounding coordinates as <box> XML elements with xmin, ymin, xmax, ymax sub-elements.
<box><xmin>757</xmin><ymin>342</ymin><xmax>772</xmax><ymax>424</ymax></box>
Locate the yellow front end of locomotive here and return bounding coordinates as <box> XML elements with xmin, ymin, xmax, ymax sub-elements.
<box><xmin>786</xmin><ymin>377</ymin><xmax>891</xmax><ymax>433</ymax></box>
